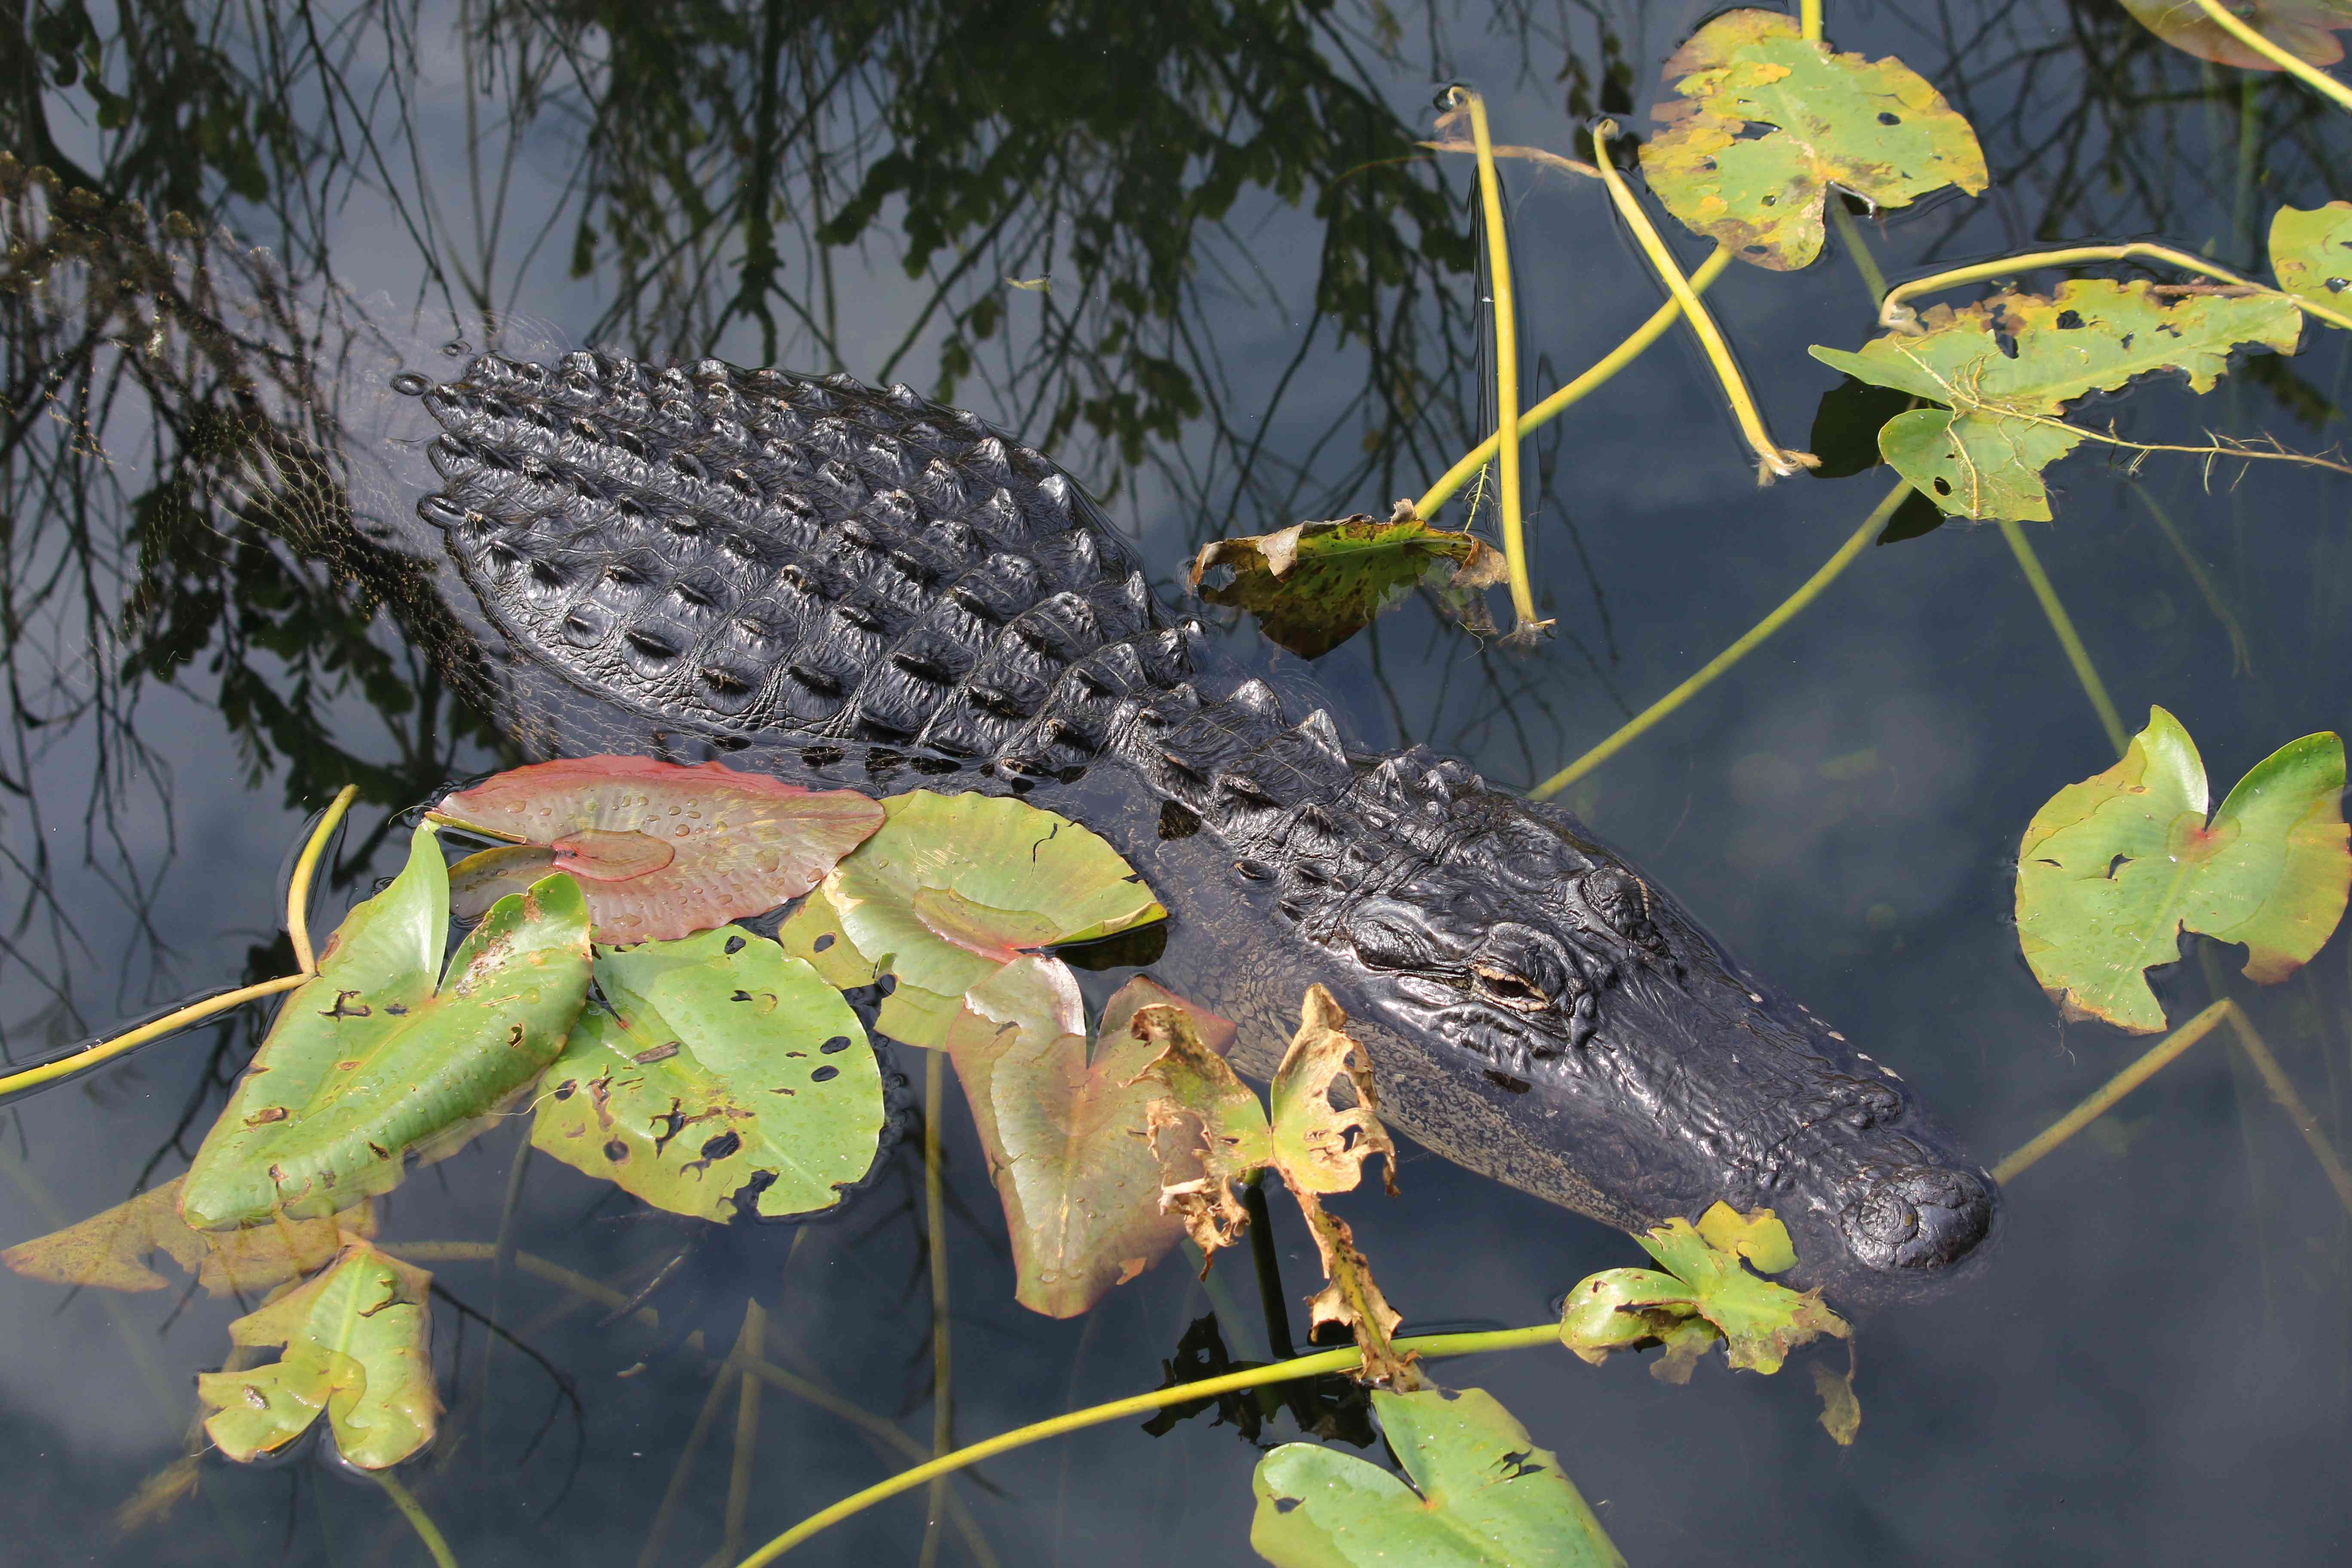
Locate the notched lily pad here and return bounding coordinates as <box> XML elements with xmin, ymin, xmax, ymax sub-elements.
<box><xmin>1559</xmin><ymin>1215</ymin><xmax>1848</xmax><ymax>1378</ymax></box>
<box><xmin>2014</xmin><ymin>705</ymin><xmax>2351</xmax><ymax>1033</ymax></box>
<box><xmin>180</xmin><ymin>824</ymin><xmax>593</xmax><ymax>1228</ymax></box>
<box><xmin>2270</xmin><ymin>201</ymin><xmax>2352</xmax><ymax>322</ymax></box>
<box><xmin>1250</xmin><ymin>1386</ymin><xmax>1625</xmax><ymax>1568</ymax></box>
<box><xmin>439</xmin><ymin>755</ymin><xmax>885</xmax><ymax>943</ymax></box>
<box><xmin>1639</xmin><ymin>9</ymin><xmax>1987</xmax><ymax>270</ymax></box>
<box><xmin>3</xmin><ymin>1176</ymin><xmax>374</xmax><ymax>1297</ymax></box>
<box><xmin>530</xmin><ymin>928</ymin><xmax>882</xmax><ymax>1221</ymax></box>
<box><xmin>1189</xmin><ymin>511</ymin><xmax>1506</xmax><ymax>659</ymax></box>
<box><xmin>197</xmin><ymin>1239</ymin><xmax>440</xmax><ymax>1470</ymax></box>
<box><xmin>778</xmin><ymin>790</ymin><xmax>1166</xmax><ymax>1049</ymax></box>
<box><xmin>2122</xmin><ymin>1</ymin><xmax>2352</xmax><ymax>69</ymax></box>
<box><xmin>1810</xmin><ymin>280</ymin><xmax>2303</xmax><ymax>520</ymax></box>
<box><xmin>945</xmin><ymin>958</ymin><xmax>1234</xmax><ymax>1318</ymax></box>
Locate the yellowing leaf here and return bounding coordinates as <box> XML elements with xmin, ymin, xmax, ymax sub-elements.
<box><xmin>1268</xmin><ymin>986</ymin><xmax>1397</xmax><ymax>1198</ymax></box>
<box><xmin>2270</xmin><ymin>200</ymin><xmax>2352</xmax><ymax>322</ymax></box>
<box><xmin>1810</xmin><ymin>280</ymin><xmax>2303</xmax><ymax>519</ymax></box>
<box><xmin>529</xmin><ymin>929</ymin><xmax>883</xmax><ymax>1221</ymax></box>
<box><xmin>2014</xmin><ymin>707</ymin><xmax>2351</xmax><ymax>1032</ymax></box>
<box><xmin>1693</xmin><ymin>1201</ymin><xmax>1798</xmax><ymax>1274</ymax></box>
<box><xmin>1189</xmin><ymin>511</ymin><xmax>1505</xmax><ymax>659</ymax></box>
<box><xmin>1638</xmin><ymin>9</ymin><xmax>1987</xmax><ymax>270</ymax></box>
<box><xmin>779</xmin><ymin>790</ymin><xmax>1165</xmax><ymax>1049</ymax></box>
<box><xmin>1559</xmin><ymin>1219</ymin><xmax>1849</xmax><ymax>1378</ymax></box>
<box><xmin>440</xmin><ymin>755</ymin><xmax>884</xmax><ymax>942</ymax></box>
<box><xmin>2</xmin><ymin>1176</ymin><xmax>373</xmax><ymax>1297</ymax></box>
<box><xmin>1251</xmin><ymin>1387</ymin><xmax>1625</xmax><ymax>1568</ymax></box>
<box><xmin>2122</xmin><ymin>1</ymin><xmax>2352</xmax><ymax>70</ymax></box>
<box><xmin>197</xmin><ymin>1239</ymin><xmax>439</xmax><ymax>1469</ymax></box>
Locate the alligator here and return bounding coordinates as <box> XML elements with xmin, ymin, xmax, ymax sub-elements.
<box><xmin>401</xmin><ymin>349</ymin><xmax>1997</xmax><ymax>1313</ymax></box>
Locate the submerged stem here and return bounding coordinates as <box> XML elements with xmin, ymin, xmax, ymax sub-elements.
<box><xmin>1995</xmin><ymin>518</ymin><xmax>2130</xmax><ymax>757</ymax></box>
<box><xmin>921</xmin><ymin>1051</ymin><xmax>952</xmax><ymax>1568</ymax></box>
<box><xmin>2187</xmin><ymin>0</ymin><xmax>2352</xmax><ymax>116</ymax></box>
<box><xmin>2224</xmin><ymin>1007</ymin><xmax>2352</xmax><ymax>1219</ymax></box>
<box><xmin>1589</xmin><ymin>121</ymin><xmax>1816</xmax><ymax>481</ymax></box>
<box><xmin>1992</xmin><ymin>999</ymin><xmax>2235</xmax><ymax>1183</ymax></box>
<box><xmin>1528</xmin><ymin>479</ymin><xmax>1908</xmax><ymax>800</ymax></box>
<box><xmin>373</xmin><ymin>1471</ymin><xmax>458</xmax><ymax>1568</ymax></box>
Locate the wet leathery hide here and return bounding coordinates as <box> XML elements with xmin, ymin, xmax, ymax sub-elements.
<box><xmin>411</xmin><ymin>350</ymin><xmax>1997</xmax><ymax>1312</ymax></box>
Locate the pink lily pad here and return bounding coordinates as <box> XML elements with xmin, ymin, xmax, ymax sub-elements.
<box><xmin>438</xmin><ymin>756</ymin><xmax>885</xmax><ymax>943</ymax></box>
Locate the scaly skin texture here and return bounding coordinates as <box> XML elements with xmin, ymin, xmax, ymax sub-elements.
<box><xmin>411</xmin><ymin>351</ymin><xmax>1996</xmax><ymax>1311</ymax></box>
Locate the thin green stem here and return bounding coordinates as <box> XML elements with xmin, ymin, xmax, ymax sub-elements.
<box><xmin>1878</xmin><ymin>242</ymin><xmax>2352</xmax><ymax>337</ymax></box>
<box><xmin>1995</xmin><ymin>518</ymin><xmax>2130</xmax><ymax>757</ymax></box>
<box><xmin>920</xmin><ymin>1051</ymin><xmax>952</xmax><ymax>1568</ymax></box>
<box><xmin>2225</xmin><ymin>1006</ymin><xmax>2352</xmax><ymax>1218</ymax></box>
<box><xmin>1417</xmin><ymin>248</ymin><xmax>1735</xmax><ymax>518</ymax></box>
<box><xmin>2188</xmin><ymin>0</ymin><xmax>2352</xmax><ymax>115</ymax></box>
<box><xmin>372</xmin><ymin>1472</ymin><xmax>458</xmax><ymax>1568</ymax></box>
<box><xmin>1992</xmin><ymin>999</ymin><xmax>2233</xmax><ymax>1183</ymax></box>
<box><xmin>2131</xmin><ymin>487</ymin><xmax>2252</xmax><ymax>675</ymax></box>
<box><xmin>1529</xmin><ymin>479</ymin><xmax>1908</xmax><ymax>800</ymax></box>
<box><xmin>286</xmin><ymin>785</ymin><xmax>359</xmax><ymax>973</ymax></box>
<box><xmin>722</xmin><ymin>1300</ymin><xmax>769</xmax><ymax>1565</ymax></box>
<box><xmin>1450</xmin><ymin>87</ymin><xmax>1542</xmax><ymax>634</ymax></box>
<box><xmin>1590</xmin><ymin>121</ymin><xmax>1816</xmax><ymax>481</ymax></box>
<box><xmin>735</xmin><ymin>1324</ymin><xmax>1564</xmax><ymax>1565</ymax></box>
<box><xmin>1826</xmin><ymin>201</ymin><xmax>1886</xmax><ymax>304</ymax></box>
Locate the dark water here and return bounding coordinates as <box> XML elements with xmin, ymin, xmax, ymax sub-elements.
<box><xmin>4</xmin><ymin>2</ymin><xmax>2349</xmax><ymax>1563</ymax></box>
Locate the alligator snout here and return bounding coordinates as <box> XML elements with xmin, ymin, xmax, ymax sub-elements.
<box><xmin>1841</xmin><ymin>1160</ymin><xmax>1996</xmax><ymax>1274</ymax></box>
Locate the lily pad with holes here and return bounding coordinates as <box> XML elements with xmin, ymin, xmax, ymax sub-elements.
<box><xmin>530</xmin><ymin>928</ymin><xmax>882</xmax><ymax>1221</ymax></box>
<box><xmin>1559</xmin><ymin>1215</ymin><xmax>1848</xmax><ymax>1378</ymax></box>
<box><xmin>1188</xmin><ymin>513</ymin><xmax>1507</xmax><ymax>659</ymax></box>
<box><xmin>945</xmin><ymin>957</ymin><xmax>1236</xmax><ymax>1317</ymax></box>
<box><xmin>2121</xmin><ymin>0</ymin><xmax>2352</xmax><ymax>70</ymax></box>
<box><xmin>2271</xmin><ymin>200</ymin><xmax>2352</xmax><ymax>322</ymax></box>
<box><xmin>1250</xmin><ymin>1386</ymin><xmax>1624</xmax><ymax>1568</ymax></box>
<box><xmin>438</xmin><ymin>755</ymin><xmax>885</xmax><ymax>943</ymax></box>
<box><xmin>3</xmin><ymin>1176</ymin><xmax>374</xmax><ymax>1297</ymax></box>
<box><xmin>197</xmin><ymin>1239</ymin><xmax>440</xmax><ymax>1469</ymax></box>
<box><xmin>180</xmin><ymin>824</ymin><xmax>593</xmax><ymax>1229</ymax></box>
<box><xmin>2014</xmin><ymin>707</ymin><xmax>2351</xmax><ymax>1032</ymax></box>
<box><xmin>1809</xmin><ymin>280</ymin><xmax>2303</xmax><ymax>520</ymax></box>
<box><xmin>1638</xmin><ymin>9</ymin><xmax>1987</xmax><ymax>271</ymax></box>
<box><xmin>777</xmin><ymin>790</ymin><xmax>1166</xmax><ymax>1049</ymax></box>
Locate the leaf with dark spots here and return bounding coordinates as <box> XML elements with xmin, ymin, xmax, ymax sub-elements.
<box><xmin>180</xmin><ymin>824</ymin><xmax>592</xmax><ymax>1228</ymax></box>
<box><xmin>439</xmin><ymin>754</ymin><xmax>885</xmax><ymax>942</ymax></box>
<box><xmin>1250</xmin><ymin>1387</ymin><xmax>1623</xmax><ymax>1567</ymax></box>
<box><xmin>779</xmin><ymin>790</ymin><xmax>1165</xmax><ymax>1049</ymax></box>
<box><xmin>2014</xmin><ymin>706</ymin><xmax>2351</xmax><ymax>1032</ymax></box>
<box><xmin>530</xmin><ymin>927</ymin><xmax>882</xmax><ymax>1222</ymax></box>
<box><xmin>3</xmin><ymin>1176</ymin><xmax>374</xmax><ymax>1297</ymax></box>
<box><xmin>2270</xmin><ymin>201</ymin><xmax>2352</xmax><ymax>322</ymax></box>
<box><xmin>1188</xmin><ymin>511</ymin><xmax>1506</xmax><ymax>659</ymax></box>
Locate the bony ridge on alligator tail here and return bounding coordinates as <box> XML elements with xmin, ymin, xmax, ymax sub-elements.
<box><xmin>394</xmin><ymin>349</ymin><xmax>1997</xmax><ymax>1314</ymax></box>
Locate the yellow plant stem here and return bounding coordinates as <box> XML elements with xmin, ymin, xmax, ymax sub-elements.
<box><xmin>1528</xmin><ymin>478</ymin><xmax>1908</xmax><ymax>801</ymax></box>
<box><xmin>1801</xmin><ymin>0</ymin><xmax>1824</xmax><ymax>42</ymax></box>
<box><xmin>373</xmin><ymin>1470</ymin><xmax>459</xmax><ymax>1568</ymax></box>
<box><xmin>920</xmin><ymin>1050</ymin><xmax>952</xmax><ymax>1568</ymax></box>
<box><xmin>1449</xmin><ymin>87</ymin><xmax>1542</xmax><ymax>634</ymax></box>
<box><xmin>2223</xmin><ymin>1006</ymin><xmax>2352</xmax><ymax>1219</ymax></box>
<box><xmin>1590</xmin><ymin>120</ymin><xmax>1816</xmax><ymax>482</ymax></box>
<box><xmin>287</xmin><ymin>784</ymin><xmax>359</xmax><ymax>971</ymax></box>
<box><xmin>735</xmin><ymin>1324</ymin><xmax>1564</xmax><ymax>1565</ymax></box>
<box><xmin>1878</xmin><ymin>242</ymin><xmax>2352</xmax><ymax>337</ymax></box>
<box><xmin>1992</xmin><ymin>1000</ymin><xmax>2234</xmax><ymax>1183</ymax></box>
<box><xmin>723</xmin><ymin>1300</ymin><xmax>769</xmax><ymax>1565</ymax></box>
<box><xmin>1994</xmin><ymin>518</ymin><xmax>2130</xmax><ymax>757</ymax></box>
<box><xmin>1417</xmin><ymin>248</ymin><xmax>1735</xmax><ymax>518</ymax></box>
<box><xmin>2189</xmin><ymin>0</ymin><xmax>2352</xmax><ymax>116</ymax></box>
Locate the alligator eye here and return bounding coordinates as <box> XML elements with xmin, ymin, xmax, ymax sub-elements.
<box><xmin>1473</xmin><ymin>965</ymin><xmax>1551</xmax><ymax>1012</ymax></box>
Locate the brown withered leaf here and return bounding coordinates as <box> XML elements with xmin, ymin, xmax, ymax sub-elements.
<box><xmin>1268</xmin><ymin>986</ymin><xmax>1398</xmax><ymax>1197</ymax></box>
<box><xmin>1188</xmin><ymin>508</ymin><xmax>1507</xmax><ymax>659</ymax></box>
<box><xmin>3</xmin><ymin>1176</ymin><xmax>374</xmax><ymax>1297</ymax></box>
<box><xmin>1133</xmin><ymin>1003</ymin><xmax>1275</xmax><ymax>1258</ymax></box>
<box><xmin>1299</xmin><ymin>1196</ymin><xmax>1417</xmax><ymax>1389</ymax></box>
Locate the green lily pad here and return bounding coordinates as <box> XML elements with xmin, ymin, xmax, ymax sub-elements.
<box><xmin>198</xmin><ymin>1239</ymin><xmax>440</xmax><ymax>1469</ymax></box>
<box><xmin>1250</xmin><ymin>1387</ymin><xmax>1624</xmax><ymax>1568</ymax></box>
<box><xmin>2270</xmin><ymin>200</ymin><xmax>2352</xmax><ymax>322</ymax></box>
<box><xmin>1559</xmin><ymin>1217</ymin><xmax>1848</xmax><ymax>1378</ymax></box>
<box><xmin>1638</xmin><ymin>9</ymin><xmax>1987</xmax><ymax>271</ymax></box>
<box><xmin>944</xmin><ymin>957</ymin><xmax>1233</xmax><ymax>1317</ymax></box>
<box><xmin>439</xmin><ymin>755</ymin><xmax>885</xmax><ymax>943</ymax></box>
<box><xmin>1810</xmin><ymin>280</ymin><xmax>2303</xmax><ymax>520</ymax></box>
<box><xmin>529</xmin><ymin>928</ymin><xmax>882</xmax><ymax>1221</ymax></box>
<box><xmin>2121</xmin><ymin>1</ymin><xmax>2352</xmax><ymax>70</ymax></box>
<box><xmin>777</xmin><ymin>790</ymin><xmax>1166</xmax><ymax>1049</ymax></box>
<box><xmin>181</xmin><ymin>824</ymin><xmax>593</xmax><ymax>1228</ymax></box>
<box><xmin>2014</xmin><ymin>706</ymin><xmax>2351</xmax><ymax>1033</ymax></box>
<box><xmin>1188</xmin><ymin>513</ymin><xmax>1507</xmax><ymax>660</ymax></box>
<box><xmin>3</xmin><ymin>1176</ymin><xmax>374</xmax><ymax>1297</ymax></box>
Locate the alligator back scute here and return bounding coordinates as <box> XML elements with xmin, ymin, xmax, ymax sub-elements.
<box><xmin>419</xmin><ymin>352</ymin><xmax>1173</xmax><ymax>763</ymax></box>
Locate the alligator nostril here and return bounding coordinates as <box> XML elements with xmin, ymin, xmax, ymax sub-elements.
<box><xmin>1843</xmin><ymin>1164</ymin><xmax>1995</xmax><ymax>1273</ymax></box>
